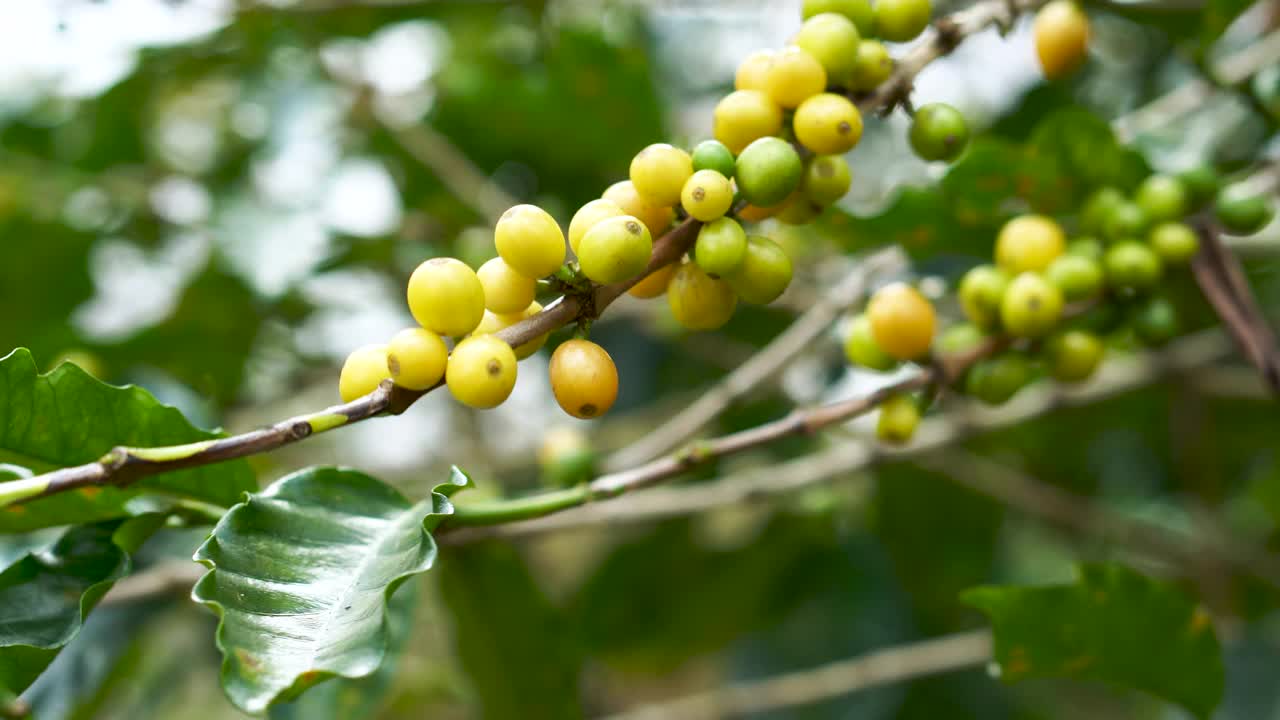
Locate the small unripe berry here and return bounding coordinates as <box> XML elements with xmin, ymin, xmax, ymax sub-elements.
<box><xmin>726</xmin><ymin>235</ymin><xmax>793</xmax><ymax>304</ymax></box>
<box><xmin>494</xmin><ymin>204</ymin><xmax>566</xmax><ymax>279</ymax></box>
<box><xmin>1080</xmin><ymin>187</ymin><xmax>1125</xmax><ymax>236</ymax></box>
<box><xmin>1215</xmin><ymin>187</ymin><xmax>1274</xmax><ymax>235</ymax></box>
<box><xmin>1067</xmin><ymin>237</ymin><xmax>1104</xmax><ymax>262</ymax></box>
<box><xmin>549</xmin><ymin>339</ymin><xmax>619</xmax><ymax>419</ymax></box>
<box><xmin>844</xmin><ymin>313</ymin><xmax>897</xmax><ymax>371</ymax></box>
<box><xmin>802</xmin><ymin>0</ymin><xmax>874</xmax><ymax>36</ymax></box>
<box><xmin>1177</xmin><ymin>165</ymin><xmax>1219</xmax><ymax>210</ymax></box>
<box><xmin>1134</xmin><ymin>174</ymin><xmax>1188</xmax><ymax>224</ymax></box>
<box><xmin>630</xmin><ymin>143</ymin><xmax>694</xmax><ymax>207</ymax></box>
<box><xmin>866</xmin><ymin>282</ymin><xmax>936</xmax><ymax>360</ymax></box>
<box><xmin>794</xmin><ymin>93</ymin><xmax>863</xmax><ymax>155</ymax></box>
<box><xmin>339</xmin><ymin>345</ymin><xmax>391</xmax><ymax>402</ymax></box>
<box><xmin>877</xmin><ymin>394</ymin><xmax>920</xmax><ymax>445</ymax></box>
<box><xmin>568</xmin><ymin>198</ymin><xmax>626</xmax><ymax>255</ymax></box>
<box><xmin>966</xmin><ymin>351</ymin><xmax>1034</xmax><ymax>405</ymax></box>
<box><xmin>776</xmin><ymin>193</ymin><xmax>825</xmax><ymax>226</ymax></box>
<box><xmin>849</xmin><ymin>40</ymin><xmax>893</xmax><ymax>91</ymax></box>
<box><xmin>691</xmin><ymin>140</ymin><xmax>736</xmax><ymax>179</ymax></box>
<box><xmin>695</xmin><ymin>217</ymin><xmax>748</xmax><ymax>277</ymax></box>
<box><xmin>1148</xmin><ymin>222</ymin><xmax>1200</xmax><ymax>265</ymax></box>
<box><xmin>472</xmin><ymin>301</ymin><xmax>548</xmax><ymax>360</ymax></box>
<box><xmin>1033</xmin><ymin>0</ymin><xmax>1090</xmax><ymax>80</ymax></box>
<box><xmin>1045</xmin><ymin>253</ymin><xmax>1103</xmax><ymax>302</ymax></box>
<box><xmin>578</xmin><ymin>216</ymin><xmax>653</xmax><ymax>284</ymax></box>
<box><xmin>476</xmin><ymin>257</ymin><xmax>536</xmax><ymax>314</ymax></box>
<box><xmin>995</xmin><ymin>215</ymin><xmax>1065</xmax><ymax>274</ymax></box>
<box><xmin>603</xmin><ymin>181</ymin><xmax>675</xmax><ymax>238</ymax></box>
<box><xmin>794</xmin><ymin>14</ymin><xmax>861</xmax><ymax>87</ymax></box>
<box><xmin>1000</xmin><ymin>272</ymin><xmax>1063</xmax><ymax>338</ymax></box>
<box><xmin>1046</xmin><ymin>330</ymin><xmax>1103</xmax><ymax>382</ymax></box>
<box><xmin>538</xmin><ymin>426</ymin><xmax>596</xmax><ymax>488</ymax></box>
<box><xmin>958</xmin><ymin>264</ymin><xmax>1011</xmax><ymax>330</ymax></box>
<box><xmin>909</xmin><ymin>103</ymin><xmax>969</xmax><ymax>162</ymax></box>
<box><xmin>629</xmin><ymin>263</ymin><xmax>678</xmax><ymax>299</ymax></box>
<box><xmin>714</xmin><ymin>90</ymin><xmax>784</xmax><ymax>155</ymax></box>
<box><xmin>1103</xmin><ymin>241</ymin><xmax>1163</xmax><ymax>292</ymax></box>
<box><xmin>763</xmin><ymin>46</ymin><xmax>828</xmax><ymax>109</ymax></box>
<box><xmin>681</xmin><ymin>169</ymin><xmax>734</xmax><ymax>222</ymax></box>
<box><xmin>802</xmin><ymin>155</ymin><xmax>853</xmax><ymax>206</ymax></box>
<box><xmin>446</xmin><ymin>335</ymin><xmax>518</xmax><ymax>408</ymax></box>
<box><xmin>735</xmin><ymin>137</ymin><xmax>804</xmax><ymax>207</ymax></box>
<box><xmin>386</xmin><ymin>328</ymin><xmax>448</xmax><ymax>391</ymax></box>
<box><xmin>407</xmin><ymin>257</ymin><xmax>486</xmax><ymax>337</ymax></box>
<box><xmin>668</xmin><ymin>262</ymin><xmax>738</xmax><ymax>330</ymax></box>
<box><xmin>875</xmin><ymin>0</ymin><xmax>931</xmax><ymax>42</ymax></box>
<box><xmin>1131</xmin><ymin>296</ymin><xmax>1179</xmax><ymax>346</ymax></box>
<box><xmin>1103</xmin><ymin>201</ymin><xmax>1148</xmax><ymax>242</ymax></box>
<box><xmin>735</xmin><ymin>49</ymin><xmax>776</xmax><ymax>92</ymax></box>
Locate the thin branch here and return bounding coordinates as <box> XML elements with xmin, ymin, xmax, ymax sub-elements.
<box><xmin>599</xmin><ymin>630</ymin><xmax>993</xmax><ymax>720</ymax></box>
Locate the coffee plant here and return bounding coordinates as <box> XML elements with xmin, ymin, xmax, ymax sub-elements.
<box><xmin>0</xmin><ymin>0</ymin><xmax>1277</xmax><ymax>717</ymax></box>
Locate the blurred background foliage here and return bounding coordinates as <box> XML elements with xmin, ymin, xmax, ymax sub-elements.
<box><xmin>2</xmin><ymin>0</ymin><xmax>1280</xmax><ymax>717</ymax></box>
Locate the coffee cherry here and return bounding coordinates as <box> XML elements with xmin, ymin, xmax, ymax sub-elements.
<box><xmin>603</xmin><ymin>180</ymin><xmax>675</xmax><ymax>238</ymax></box>
<box><xmin>726</xmin><ymin>235</ymin><xmax>794</xmax><ymax>304</ymax></box>
<box><xmin>339</xmin><ymin>344</ymin><xmax>391</xmax><ymax>402</ymax></box>
<box><xmin>578</xmin><ymin>215</ymin><xmax>653</xmax><ymax>284</ymax></box>
<box><xmin>908</xmin><ymin>103</ymin><xmax>969</xmax><ymax>162</ymax></box>
<box><xmin>763</xmin><ymin>46</ymin><xmax>828</xmax><ymax>109</ymax></box>
<box><xmin>681</xmin><ymin>169</ymin><xmax>734</xmax><ymax>222</ymax></box>
<box><xmin>1046</xmin><ymin>329</ymin><xmax>1103</xmax><ymax>382</ymax></box>
<box><xmin>737</xmin><ymin>202</ymin><xmax>787</xmax><ymax>222</ymax></box>
<box><xmin>386</xmin><ymin>328</ymin><xmax>448</xmax><ymax>391</ymax></box>
<box><xmin>1080</xmin><ymin>187</ymin><xmax>1125</xmax><ymax>236</ymax></box>
<box><xmin>668</xmin><ymin>262</ymin><xmax>738</xmax><ymax>330</ymax></box>
<box><xmin>735</xmin><ymin>49</ymin><xmax>775</xmax><ymax>92</ymax></box>
<box><xmin>803</xmin><ymin>0</ymin><xmax>875</xmax><ymax>36</ymax></box>
<box><xmin>1131</xmin><ymin>296</ymin><xmax>1179</xmax><ymax>346</ymax></box>
<box><xmin>1135</xmin><ymin>174</ymin><xmax>1188</xmax><ymax>224</ymax></box>
<box><xmin>1033</xmin><ymin>0</ymin><xmax>1090</xmax><ymax>79</ymax></box>
<box><xmin>472</xmin><ymin>302</ymin><xmax>548</xmax><ymax>360</ymax></box>
<box><xmin>1149</xmin><ymin>222</ymin><xmax>1200</xmax><ymax>265</ymax></box>
<box><xmin>407</xmin><ymin>257</ymin><xmax>486</xmax><ymax>337</ymax></box>
<box><xmin>794</xmin><ymin>14</ymin><xmax>861</xmax><ymax>87</ymax></box>
<box><xmin>877</xmin><ymin>394</ymin><xmax>920</xmax><ymax>445</ymax></box>
<box><xmin>958</xmin><ymin>264</ymin><xmax>1012</xmax><ymax>330</ymax></box>
<box><xmin>776</xmin><ymin>193</ymin><xmax>825</xmax><ymax>226</ymax></box>
<box><xmin>1066</xmin><ymin>237</ymin><xmax>1104</xmax><ymax>261</ymax></box>
<box><xmin>538</xmin><ymin>426</ymin><xmax>596</xmax><ymax>488</ymax></box>
<box><xmin>1215</xmin><ymin>187</ymin><xmax>1274</xmax><ymax>235</ymax></box>
<box><xmin>937</xmin><ymin>323</ymin><xmax>988</xmax><ymax>358</ymax></box>
<box><xmin>1103</xmin><ymin>201</ymin><xmax>1148</xmax><ymax>242</ymax></box>
<box><xmin>1000</xmin><ymin>272</ymin><xmax>1063</xmax><ymax>338</ymax></box>
<box><xmin>691</xmin><ymin>139</ymin><xmax>736</xmax><ymax>179</ymax></box>
<box><xmin>875</xmin><ymin>0</ymin><xmax>931</xmax><ymax>42</ymax></box>
<box><xmin>568</xmin><ymin>198</ymin><xmax>626</xmax><ymax>254</ymax></box>
<box><xmin>794</xmin><ymin>93</ymin><xmax>863</xmax><ymax>155</ymax></box>
<box><xmin>446</xmin><ymin>335</ymin><xmax>518</xmax><ymax>408</ymax></box>
<box><xmin>549</xmin><ymin>339</ymin><xmax>619</xmax><ymax>419</ymax></box>
<box><xmin>849</xmin><ymin>40</ymin><xmax>893</xmax><ymax>91</ymax></box>
<box><xmin>629</xmin><ymin>263</ymin><xmax>678</xmax><ymax>299</ymax></box>
<box><xmin>714</xmin><ymin>90</ymin><xmax>784</xmax><ymax>155</ymax></box>
<box><xmin>996</xmin><ymin>215</ymin><xmax>1065</xmax><ymax>274</ymax></box>
<box><xmin>495</xmin><ymin>204</ymin><xmax>566</xmax><ymax>280</ymax></box>
<box><xmin>966</xmin><ymin>351</ymin><xmax>1034</xmax><ymax>405</ymax></box>
<box><xmin>1045</xmin><ymin>253</ymin><xmax>1102</xmax><ymax>302</ymax></box>
<box><xmin>630</xmin><ymin>143</ymin><xmax>694</xmax><ymax>207</ymax></box>
<box><xmin>802</xmin><ymin>155</ymin><xmax>853</xmax><ymax>206</ymax></box>
<box><xmin>844</xmin><ymin>313</ymin><xmax>898</xmax><ymax>371</ymax></box>
<box><xmin>695</xmin><ymin>217</ymin><xmax>748</xmax><ymax>277</ymax></box>
<box><xmin>735</xmin><ymin>137</ymin><xmax>804</xmax><ymax>207</ymax></box>
<box><xmin>1103</xmin><ymin>240</ymin><xmax>1162</xmax><ymax>292</ymax></box>
<box><xmin>867</xmin><ymin>282</ymin><xmax>936</xmax><ymax>360</ymax></box>
<box><xmin>1177</xmin><ymin>165</ymin><xmax>1219</xmax><ymax>210</ymax></box>
<box><xmin>477</xmin><ymin>257</ymin><xmax>535</xmax><ymax>314</ymax></box>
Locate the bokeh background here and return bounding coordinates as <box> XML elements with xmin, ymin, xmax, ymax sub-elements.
<box><xmin>2</xmin><ymin>0</ymin><xmax>1280</xmax><ymax>717</ymax></box>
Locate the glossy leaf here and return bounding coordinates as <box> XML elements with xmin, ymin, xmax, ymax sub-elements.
<box><xmin>192</xmin><ymin>466</ymin><xmax>470</xmax><ymax>714</ymax></box>
<box><xmin>0</xmin><ymin>348</ymin><xmax>256</xmax><ymax>532</ymax></box>
<box><xmin>964</xmin><ymin>563</ymin><xmax>1224</xmax><ymax>718</ymax></box>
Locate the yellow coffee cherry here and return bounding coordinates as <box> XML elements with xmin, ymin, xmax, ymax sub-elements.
<box><xmin>476</xmin><ymin>257</ymin><xmax>535</xmax><ymax>314</ymax></box>
<box><xmin>762</xmin><ymin>46</ymin><xmax>827</xmax><ymax>109</ymax></box>
<box><xmin>668</xmin><ymin>261</ymin><xmax>738</xmax><ymax>330</ymax></box>
<box><xmin>339</xmin><ymin>344</ymin><xmax>391</xmax><ymax>402</ymax></box>
<box><xmin>628</xmin><ymin>263</ymin><xmax>678</xmax><ymax>299</ymax></box>
<box><xmin>630</xmin><ymin>143</ymin><xmax>694</xmax><ymax>207</ymax></box>
<box><xmin>735</xmin><ymin>49</ymin><xmax>775</xmax><ymax>91</ymax></box>
<box><xmin>877</xmin><ymin>394</ymin><xmax>921</xmax><ymax>445</ymax></box>
<box><xmin>603</xmin><ymin>180</ymin><xmax>676</xmax><ymax>238</ymax></box>
<box><xmin>794</xmin><ymin>93</ymin><xmax>863</xmax><ymax>155</ymax></box>
<box><xmin>385</xmin><ymin>328</ymin><xmax>448</xmax><ymax>391</ymax></box>
<box><xmin>1034</xmin><ymin>0</ymin><xmax>1090</xmax><ymax>80</ymax></box>
<box><xmin>472</xmin><ymin>301</ymin><xmax>548</xmax><ymax>360</ymax></box>
<box><xmin>866</xmin><ymin>282</ymin><xmax>936</xmax><ymax>360</ymax></box>
<box><xmin>446</xmin><ymin>335</ymin><xmax>518</xmax><ymax>408</ymax></box>
<box><xmin>568</xmin><ymin>198</ymin><xmax>626</xmax><ymax>255</ymax></box>
<box><xmin>578</xmin><ymin>215</ymin><xmax>654</xmax><ymax>284</ymax></box>
<box><xmin>714</xmin><ymin>89</ymin><xmax>784</xmax><ymax>155</ymax></box>
<box><xmin>680</xmin><ymin>169</ymin><xmax>734</xmax><ymax>222</ymax></box>
<box><xmin>549</xmin><ymin>339</ymin><xmax>619</xmax><ymax>419</ymax></box>
<box><xmin>494</xmin><ymin>204</ymin><xmax>566</xmax><ymax>279</ymax></box>
<box><xmin>407</xmin><ymin>257</ymin><xmax>485</xmax><ymax>338</ymax></box>
<box><xmin>995</xmin><ymin>214</ymin><xmax>1066</xmax><ymax>274</ymax></box>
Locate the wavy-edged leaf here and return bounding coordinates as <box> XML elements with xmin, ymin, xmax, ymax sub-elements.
<box><xmin>963</xmin><ymin>563</ymin><xmax>1224</xmax><ymax>719</ymax></box>
<box><xmin>0</xmin><ymin>348</ymin><xmax>256</xmax><ymax>532</ymax></box>
<box><xmin>193</xmin><ymin>466</ymin><xmax>470</xmax><ymax>714</ymax></box>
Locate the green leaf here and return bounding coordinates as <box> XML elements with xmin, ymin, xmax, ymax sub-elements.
<box><xmin>192</xmin><ymin>466</ymin><xmax>470</xmax><ymax>714</ymax></box>
<box><xmin>963</xmin><ymin>563</ymin><xmax>1224</xmax><ymax>719</ymax></box>
<box><xmin>1026</xmin><ymin>108</ymin><xmax>1150</xmax><ymax>206</ymax></box>
<box><xmin>0</xmin><ymin>348</ymin><xmax>257</xmax><ymax>532</ymax></box>
<box><xmin>1200</xmin><ymin>0</ymin><xmax>1254</xmax><ymax>47</ymax></box>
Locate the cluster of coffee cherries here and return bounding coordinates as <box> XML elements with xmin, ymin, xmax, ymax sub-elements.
<box><xmin>844</xmin><ymin>168</ymin><xmax>1275</xmax><ymax>444</ymax></box>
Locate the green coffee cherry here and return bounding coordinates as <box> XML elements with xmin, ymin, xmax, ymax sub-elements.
<box><xmin>1134</xmin><ymin>174</ymin><xmax>1188</xmax><ymax>224</ymax></box>
<box><xmin>691</xmin><ymin>139</ymin><xmax>736</xmax><ymax>179</ymax></box>
<box><xmin>1046</xmin><ymin>330</ymin><xmax>1104</xmax><ymax>382</ymax></box>
<box><xmin>1215</xmin><ymin>187</ymin><xmax>1274</xmax><ymax>235</ymax></box>
<box><xmin>1045</xmin><ymin>253</ymin><xmax>1102</xmax><ymax>302</ymax></box>
<box><xmin>875</xmin><ymin>0</ymin><xmax>932</xmax><ymax>42</ymax></box>
<box><xmin>1000</xmin><ymin>272</ymin><xmax>1063</xmax><ymax>338</ymax></box>
<box><xmin>801</xmin><ymin>155</ymin><xmax>853</xmax><ymax>206</ymax></box>
<box><xmin>735</xmin><ymin>137</ymin><xmax>803</xmax><ymax>207</ymax></box>
<box><xmin>1148</xmin><ymin>222</ymin><xmax>1200</xmax><ymax>265</ymax></box>
<box><xmin>849</xmin><ymin>40</ymin><xmax>893</xmax><ymax>91</ymax></box>
<box><xmin>1066</xmin><ymin>237</ymin><xmax>1104</xmax><ymax>262</ymax></box>
<box><xmin>803</xmin><ymin>0</ymin><xmax>875</xmax><ymax>36</ymax></box>
<box><xmin>909</xmin><ymin>103</ymin><xmax>969</xmax><ymax>162</ymax></box>
<box><xmin>726</xmin><ymin>236</ymin><xmax>794</xmax><ymax>304</ymax></box>
<box><xmin>1131</xmin><ymin>296</ymin><xmax>1179</xmax><ymax>346</ymax></box>
<box><xmin>937</xmin><ymin>323</ymin><xmax>988</xmax><ymax>357</ymax></box>
<box><xmin>844</xmin><ymin>313</ymin><xmax>898</xmax><ymax>371</ymax></box>
<box><xmin>1177</xmin><ymin>165</ymin><xmax>1219</xmax><ymax>210</ymax></box>
<box><xmin>966</xmin><ymin>351</ymin><xmax>1034</xmax><ymax>405</ymax></box>
<box><xmin>877</xmin><ymin>394</ymin><xmax>921</xmax><ymax>444</ymax></box>
<box><xmin>1103</xmin><ymin>201</ymin><xmax>1148</xmax><ymax>242</ymax></box>
<box><xmin>694</xmin><ymin>217</ymin><xmax>748</xmax><ymax>277</ymax></box>
<box><xmin>1080</xmin><ymin>187</ymin><xmax>1125</xmax><ymax>236</ymax></box>
<box><xmin>795</xmin><ymin>12</ymin><xmax>862</xmax><ymax>85</ymax></box>
<box><xmin>958</xmin><ymin>264</ymin><xmax>1012</xmax><ymax>330</ymax></box>
<box><xmin>1103</xmin><ymin>240</ymin><xmax>1162</xmax><ymax>293</ymax></box>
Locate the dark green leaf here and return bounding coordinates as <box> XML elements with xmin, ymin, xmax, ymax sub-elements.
<box><xmin>192</xmin><ymin>466</ymin><xmax>470</xmax><ymax>714</ymax></box>
<box><xmin>1026</xmin><ymin>108</ymin><xmax>1150</xmax><ymax>206</ymax></box>
<box><xmin>963</xmin><ymin>563</ymin><xmax>1224</xmax><ymax>718</ymax></box>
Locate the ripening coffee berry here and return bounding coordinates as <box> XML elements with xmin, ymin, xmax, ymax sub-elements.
<box><xmin>549</xmin><ymin>339</ymin><xmax>619</xmax><ymax>419</ymax></box>
<box><xmin>794</xmin><ymin>13</ymin><xmax>861</xmax><ymax>87</ymax></box>
<box><xmin>1215</xmin><ymin>188</ymin><xmax>1274</xmax><ymax>235</ymax></box>
<box><xmin>1000</xmin><ymin>272</ymin><xmax>1064</xmax><ymax>338</ymax></box>
<box><xmin>477</xmin><ymin>257</ymin><xmax>536</xmax><ymax>314</ymax></box>
<box><xmin>386</xmin><ymin>328</ymin><xmax>448</xmax><ymax>391</ymax></box>
<box><xmin>714</xmin><ymin>90</ymin><xmax>784</xmax><ymax>155</ymax></box>
<box><xmin>908</xmin><ymin>103</ymin><xmax>969</xmax><ymax>162</ymax></box>
<box><xmin>538</xmin><ymin>426</ymin><xmax>596</xmax><ymax>488</ymax></box>
<box><xmin>735</xmin><ymin>137</ymin><xmax>804</xmax><ymax>207</ymax></box>
<box><xmin>1131</xmin><ymin>296</ymin><xmax>1179</xmax><ymax>346</ymax></box>
<box><xmin>630</xmin><ymin>143</ymin><xmax>694</xmax><ymax>207</ymax></box>
<box><xmin>472</xmin><ymin>301</ymin><xmax>548</xmax><ymax>360</ymax></box>
<box><xmin>578</xmin><ymin>216</ymin><xmax>653</xmax><ymax>284</ymax></box>
<box><xmin>1067</xmin><ymin>237</ymin><xmax>1104</xmax><ymax>261</ymax></box>
<box><xmin>803</xmin><ymin>0</ymin><xmax>875</xmax><ymax>36</ymax></box>
<box><xmin>446</xmin><ymin>335</ymin><xmax>517</xmax><ymax>408</ymax></box>
<box><xmin>407</xmin><ymin>257</ymin><xmax>486</xmax><ymax>337</ymax></box>
<box><xmin>1149</xmin><ymin>222</ymin><xmax>1200</xmax><ymax>265</ymax></box>
<box><xmin>1103</xmin><ymin>241</ymin><xmax>1162</xmax><ymax>292</ymax></box>
<box><xmin>763</xmin><ymin>46</ymin><xmax>828</xmax><ymax>109</ymax></box>
<box><xmin>1045</xmin><ymin>253</ymin><xmax>1102</xmax><ymax>302</ymax></box>
<box><xmin>794</xmin><ymin>93</ymin><xmax>864</xmax><ymax>155</ymax></box>
<box><xmin>629</xmin><ymin>263</ymin><xmax>678</xmax><ymax>299</ymax></box>
<box><xmin>495</xmin><ymin>204</ymin><xmax>566</xmax><ymax>280</ymax></box>
<box><xmin>1135</xmin><ymin>174</ymin><xmax>1188</xmax><ymax>224</ymax></box>
<box><xmin>776</xmin><ymin>193</ymin><xmax>824</xmax><ymax>226</ymax></box>
<box><xmin>867</xmin><ymin>282</ymin><xmax>936</xmax><ymax>360</ymax></box>
<box><xmin>849</xmin><ymin>40</ymin><xmax>893</xmax><ymax>92</ymax></box>
<box><xmin>735</xmin><ymin>50</ymin><xmax>775</xmax><ymax>92</ymax></box>
<box><xmin>681</xmin><ymin>169</ymin><xmax>734</xmax><ymax>222</ymax></box>
<box><xmin>1033</xmin><ymin>0</ymin><xmax>1089</xmax><ymax>79</ymax></box>
<box><xmin>695</xmin><ymin>217</ymin><xmax>748</xmax><ymax>277</ymax></box>
<box><xmin>937</xmin><ymin>323</ymin><xmax>988</xmax><ymax>358</ymax></box>
<box><xmin>726</xmin><ymin>235</ymin><xmax>794</xmax><ymax>304</ymax></box>
<box><xmin>802</xmin><ymin>155</ymin><xmax>853</xmax><ymax>206</ymax></box>
<box><xmin>339</xmin><ymin>344</ymin><xmax>391</xmax><ymax>402</ymax></box>
<box><xmin>844</xmin><ymin>313</ymin><xmax>898</xmax><ymax>371</ymax></box>
<box><xmin>1103</xmin><ymin>201</ymin><xmax>1148</xmax><ymax>242</ymax></box>
<box><xmin>1046</xmin><ymin>329</ymin><xmax>1103</xmax><ymax>382</ymax></box>
<box><xmin>691</xmin><ymin>139</ymin><xmax>736</xmax><ymax>179</ymax></box>
<box><xmin>1080</xmin><ymin>187</ymin><xmax>1125</xmax><ymax>236</ymax></box>
<box><xmin>568</xmin><ymin>198</ymin><xmax>626</xmax><ymax>254</ymax></box>
<box><xmin>875</xmin><ymin>0</ymin><xmax>931</xmax><ymax>42</ymax></box>
<box><xmin>966</xmin><ymin>351</ymin><xmax>1034</xmax><ymax>405</ymax></box>
<box><xmin>1178</xmin><ymin>165</ymin><xmax>1219</xmax><ymax>210</ymax></box>
<box><xmin>958</xmin><ymin>264</ymin><xmax>1012</xmax><ymax>330</ymax></box>
<box><xmin>668</xmin><ymin>262</ymin><xmax>738</xmax><ymax>330</ymax></box>
<box><xmin>603</xmin><ymin>181</ymin><xmax>675</xmax><ymax>238</ymax></box>
<box><xmin>877</xmin><ymin>394</ymin><xmax>921</xmax><ymax>444</ymax></box>
<box><xmin>996</xmin><ymin>215</ymin><xmax>1065</xmax><ymax>274</ymax></box>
